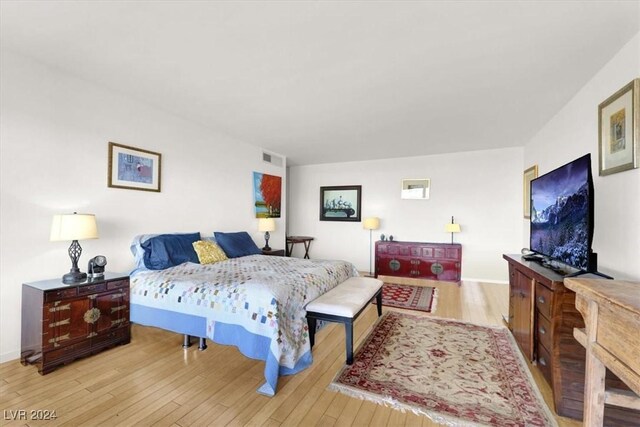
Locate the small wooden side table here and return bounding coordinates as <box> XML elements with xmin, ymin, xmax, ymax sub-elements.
<box><xmin>564</xmin><ymin>278</ymin><xmax>640</xmax><ymax>427</ymax></box>
<box><xmin>286</xmin><ymin>236</ymin><xmax>314</xmax><ymax>259</ymax></box>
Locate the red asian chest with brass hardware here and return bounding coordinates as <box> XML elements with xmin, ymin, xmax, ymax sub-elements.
<box><xmin>375</xmin><ymin>241</ymin><xmax>461</xmax><ymax>282</ymax></box>
<box><xmin>21</xmin><ymin>272</ymin><xmax>130</xmax><ymax>374</ymax></box>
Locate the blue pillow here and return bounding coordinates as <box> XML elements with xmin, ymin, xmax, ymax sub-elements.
<box><xmin>141</xmin><ymin>232</ymin><xmax>201</xmax><ymax>270</ymax></box>
<box><xmin>214</xmin><ymin>231</ymin><xmax>262</xmax><ymax>258</ymax></box>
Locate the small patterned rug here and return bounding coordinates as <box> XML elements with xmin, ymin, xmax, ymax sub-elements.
<box><xmin>330</xmin><ymin>312</ymin><xmax>557</xmax><ymax>427</ymax></box>
<box><xmin>377</xmin><ymin>283</ymin><xmax>437</xmax><ymax>312</ymax></box>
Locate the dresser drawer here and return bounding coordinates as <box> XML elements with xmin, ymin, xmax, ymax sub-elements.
<box><xmin>536</xmin><ymin>341</ymin><xmax>553</xmax><ymax>386</ymax></box>
<box><xmin>78</xmin><ymin>283</ymin><xmax>106</xmax><ymax>295</ymax></box>
<box><xmin>45</xmin><ymin>288</ymin><xmax>77</xmax><ymax>302</ymax></box>
<box><xmin>535</xmin><ymin>282</ymin><xmax>553</xmax><ymax>318</ymax></box>
<box><xmin>536</xmin><ymin>310</ymin><xmax>552</xmax><ymax>351</ymax></box>
<box><xmin>107</xmin><ymin>279</ymin><xmax>129</xmax><ymax>290</ymax></box>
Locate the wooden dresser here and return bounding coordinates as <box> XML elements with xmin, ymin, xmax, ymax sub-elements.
<box><xmin>376</xmin><ymin>241</ymin><xmax>461</xmax><ymax>281</ymax></box>
<box><xmin>21</xmin><ymin>272</ymin><xmax>130</xmax><ymax>374</ymax></box>
<box><xmin>503</xmin><ymin>255</ymin><xmax>639</xmax><ymax>425</ymax></box>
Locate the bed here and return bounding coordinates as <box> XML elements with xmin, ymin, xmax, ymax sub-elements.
<box><xmin>128</xmin><ymin>233</ymin><xmax>358</xmax><ymax>396</ymax></box>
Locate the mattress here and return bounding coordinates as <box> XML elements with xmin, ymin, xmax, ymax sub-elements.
<box><xmin>129</xmin><ymin>254</ymin><xmax>358</xmax><ymax>395</ymax></box>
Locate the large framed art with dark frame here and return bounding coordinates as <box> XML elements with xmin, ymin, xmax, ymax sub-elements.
<box><xmin>320</xmin><ymin>185</ymin><xmax>361</xmax><ymax>222</ymax></box>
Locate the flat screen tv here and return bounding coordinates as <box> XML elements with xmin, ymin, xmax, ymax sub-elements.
<box><xmin>530</xmin><ymin>154</ymin><xmax>594</xmax><ymax>272</ymax></box>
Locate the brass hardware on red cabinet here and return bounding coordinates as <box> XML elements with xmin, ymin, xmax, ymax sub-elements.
<box><xmin>48</xmin><ymin>318</ymin><xmax>70</xmax><ymax>328</ymax></box>
<box><xmin>48</xmin><ymin>333</ymin><xmax>70</xmax><ymax>346</ymax></box>
<box><xmin>110</xmin><ymin>305</ymin><xmax>126</xmax><ymax>314</ymax></box>
<box><xmin>83</xmin><ymin>308</ymin><xmax>101</xmax><ymax>324</ymax></box>
<box><xmin>48</xmin><ymin>303</ymin><xmax>71</xmax><ymax>312</ymax></box>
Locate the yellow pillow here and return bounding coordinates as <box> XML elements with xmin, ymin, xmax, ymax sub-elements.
<box><xmin>192</xmin><ymin>240</ymin><xmax>228</xmax><ymax>265</ymax></box>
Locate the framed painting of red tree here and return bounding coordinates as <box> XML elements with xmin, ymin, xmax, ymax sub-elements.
<box><xmin>253</xmin><ymin>172</ymin><xmax>282</xmax><ymax>218</ymax></box>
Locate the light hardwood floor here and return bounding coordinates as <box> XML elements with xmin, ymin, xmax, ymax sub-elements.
<box><xmin>1</xmin><ymin>276</ymin><xmax>581</xmax><ymax>426</ymax></box>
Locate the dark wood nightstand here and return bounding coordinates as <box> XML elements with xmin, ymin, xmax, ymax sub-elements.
<box><xmin>262</xmin><ymin>249</ymin><xmax>285</xmax><ymax>256</ymax></box>
<box><xmin>21</xmin><ymin>272</ymin><xmax>131</xmax><ymax>374</ymax></box>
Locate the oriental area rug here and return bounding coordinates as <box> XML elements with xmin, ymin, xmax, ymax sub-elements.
<box><xmin>330</xmin><ymin>312</ymin><xmax>557</xmax><ymax>427</ymax></box>
<box><xmin>377</xmin><ymin>283</ymin><xmax>437</xmax><ymax>312</ymax></box>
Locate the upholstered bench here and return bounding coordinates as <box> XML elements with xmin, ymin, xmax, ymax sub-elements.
<box><xmin>306</xmin><ymin>276</ymin><xmax>383</xmax><ymax>364</ymax></box>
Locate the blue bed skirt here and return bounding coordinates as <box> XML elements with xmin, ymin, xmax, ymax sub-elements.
<box><xmin>130</xmin><ymin>303</ymin><xmax>313</xmax><ymax>396</ymax></box>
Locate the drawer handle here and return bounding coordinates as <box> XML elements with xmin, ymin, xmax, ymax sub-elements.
<box><xmin>538</xmin><ymin>357</ymin><xmax>547</xmax><ymax>367</ymax></box>
<box><xmin>537</xmin><ymin>296</ymin><xmax>546</xmax><ymax>304</ymax></box>
<box><xmin>539</xmin><ymin>327</ymin><xmax>546</xmax><ymax>335</ymax></box>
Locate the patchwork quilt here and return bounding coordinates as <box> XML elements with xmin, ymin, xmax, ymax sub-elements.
<box><xmin>130</xmin><ymin>254</ymin><xmax>357</xmax><ymax>395</ymax></box>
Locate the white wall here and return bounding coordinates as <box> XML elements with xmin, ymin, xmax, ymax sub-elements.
<box><xmin>524</xmin><ymin>32</ymin><xmax>640</xmax><ymax>280</ymax></box>
<box><xmin>288</xmin><ymin>147</ymin><xmax>524</xmax><ymax>282</ymax></box>
<box><xmin>0</xmin><ymin>50</ymin><xmax>287</xmax><ymax>362</ymax></box>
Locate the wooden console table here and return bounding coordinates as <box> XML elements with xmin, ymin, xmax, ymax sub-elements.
<box><xmin>564</xmin><ymin>278</ymin><xmax>640</xmax><ymax>427</ymax></box>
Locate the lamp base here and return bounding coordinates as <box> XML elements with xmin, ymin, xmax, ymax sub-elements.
<box><xmin>263</xmin><ymin>231</ymin><xmax>271</xmax><ymax>252</ymax></box>
<box><xmin>62</xmin><ymin>271</ymin><xmax>87</xmax><ymax>284</ymax></box>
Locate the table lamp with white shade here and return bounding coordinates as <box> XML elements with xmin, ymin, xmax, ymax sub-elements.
<box><xmin>258</xmin><ymin>218</ymin><xmax>276</xmax><ymax>251</ymax></box>
<box><xmin>50</xmin><ymin>212</ymin><xmax>98</xmax><ymax>283</ymax></box>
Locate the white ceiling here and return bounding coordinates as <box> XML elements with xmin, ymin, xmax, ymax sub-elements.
<box><xmin>1</xmin><ymin>1</ymin><xmax>638</xmax><ymax>165</ymax></box>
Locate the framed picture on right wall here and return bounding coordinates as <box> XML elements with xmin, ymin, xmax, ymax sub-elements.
<box><xmin>598</xmin><ymin>78</ymin><xmax>639</xmax><ymax>176</ymax></box>
<box><xmin>523</xmin><ymin>165</ymin><xmax>538</xmax><ymax>219</ymax></box>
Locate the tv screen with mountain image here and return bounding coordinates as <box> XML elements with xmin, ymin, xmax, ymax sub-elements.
<box><xmin>530</xmin><ymin>154</ymin><xmax>593</xmax><ymax>271</ymax></box>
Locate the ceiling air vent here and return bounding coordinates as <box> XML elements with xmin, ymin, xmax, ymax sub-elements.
<box><xmin>263</xmin><ymin>151</ymin><xmax>283</xmax><ymax>167</ymax></box>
